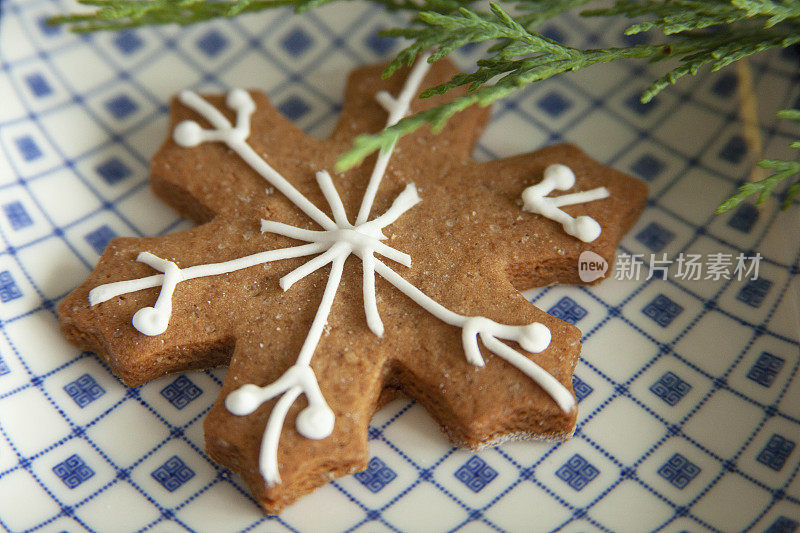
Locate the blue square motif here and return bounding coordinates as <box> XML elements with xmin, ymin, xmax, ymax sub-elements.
<box><xmin>365</xmin><ymin>28</ymin><xmax>395</xmax><ymax>55</ymax></box>
<box><xmin>96</xmin><ymin>158</ymin><xmax>131</xmax><ymax>185</ymax></box>
<box><xmin>38</xmin><ymin>16</ymin><xmax>61</xmax><ymax>36</ymax></box>
<box><xmin>747</xmin><ymin>352</ymin><xmax>784</xmax><ymax>388</ymax></box>
<box><xmin>196</xmin><ymin>29</ymin><xmax>228</xmax><ymax>57</ymax></box>
<box><xmin>354</xmin><ymin>457</ymin><xmax>397</xmax><ymax>493</ymax></box>
<box><xmin>572</xmin><ymin>375</ymin><xmax>593</xmax><ymax>402</ymax></box>
<box><xmin>621</xmin><ymin>31</ymin><xmax>649</xmax><ymax>46</ymax></box>
<box><xmin>0</xmin><ymin>271</ymin><xmax>23</xmax><ymax>303</ymax></box>
<box><xmin>160</xmin><ymin>375</ymin><xmax>202</xmax><ymax>410</ymax></box>
<box><xmin>25</xmin><ymin>73</ymin><xmax>53</xmax><ymax>98</ymax></box>
<box><xmin>757</xmin><ymin>434</ymin><xmax>795</xmax><ymax>471</ymax></box>
<box><xmin>278</xmin><ymin>96</ymin><xmax>311</xmax><ymax>121</ymax></box>
<box><xmin>766</xmin><ymin>516</ymin><xmax>799</xmax><ymax>533</ymax></box>
<box><xmin>15</xmin><ymin>136</ymin><xmax>42</xmax><ymax>162</ymax></box>
<box><xmin>64</xmin><ymin>374</ymin><xmax>106</xmax><ymax>408</ymax></box>
<box><xmin>727</xmin><ymin>203</ymin><xmax>759</xmax><ymax>233</ymax></box>
<box><xmin>85</xmin><ymin>225</ymin><xmax>117</xmax><ymax>255</ymax></box>
<box><xmin>105</xmin><ymin>95</ymin><xmax>138</xmax><ymax>120</ymax></box>
<box><xmin>282</xmin><ymin>28</ymin><xmax>313</xmax><ymax>56</ymax></box>
<box><xmin>3</xmin><ymin>201</ymin><xmax>34</xmax><ymax>230</ymax></box>
<box><xmin>635</xmin><ymin>222</ymin><xmax>675</xmax><ymax>252</ymax></box>
<box><xmin>555</xmin><ymin>454</ymin><xmax>598</xmax><ymax>491</ymax></box>
<box><xmin>642</xmin><ymin>295</ymin><xmax>683</xmax><ymax>327</ymax></box>
<box><xmin>649</xmin><ymin>372</ymin><xmax>691</xmax><ymax>406</ymax></box>
<box><xmin>455</xmin><ymin>456</ymin><xmax>498</xmax><ymax>493</ymax></box>
<box><xmin>631</xmin><ymin>154</ymin><xmax>664</xmax><ymax>181</ymax></box>
<box><xmin>537</xmin><ymin>92</ymin><xmax>572</xmax><ymax>117</ymax></box>
<box><xmin>540</xmin><ymin>26</ymin><xmax>564</xmax><ymax>43</ymax></box>
<box><xmin>719</xmin><ymin>135</ymin><xmax>746</xmax><ymax>164</ymax></box>
<box><xmin>151</xmin><ymin>456</ymin><xmax>195</xmax><ymax>492</ymax></box>
<box><xmin>736</xmin><ymin>278</ymin><xmax>772</xmax><ymax>307</ymax></box>
<box><xmin>547</xmin><ymin>296</ymin><xmax>587</xmax><ymax>324</ymax></box>
<box><xmin>657</xmin><ymin>453</ymin><xmax>700</xmax><ymax>489</ymax></box>
<box><xmin>114</xmin><ymin>31</ymin><xmax>144</xmax><ymax>54</ymax></box>
<box><xmin>711</xmin><ymin>73</ymin><xmax>738</xmax><ymax>98</ymax></box>
<box><xmin>625</xmin><ymin>92</ymin><xmax>656</xmax><ymax>115</ymax></box>
<box><xmin>53</xmin><ymin>454</ymin><xmax>95</xmax><ymax>489</ymax></box>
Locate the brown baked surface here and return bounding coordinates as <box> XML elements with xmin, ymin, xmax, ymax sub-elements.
<box><xmin>58</xmin><ymin>59</ymin><xmax>648</xmax><ymax>513</ymax></box>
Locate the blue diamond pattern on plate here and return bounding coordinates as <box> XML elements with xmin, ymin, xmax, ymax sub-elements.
<box><xmin>113</xmin><ymin>30</ymin><xmax>144</xmax><ymax>54</ymax></box>
<box><xmin>547</xmin><ymin>296</ymin><xmax>587</xmax><ymax>324</ymax></box>
<box><xmin>0</xmin><ymin>355</ymin><xmax>10</xmax><ymax>376</ymax></box>
<box><xmin>719</xmin><ymin>135</ymin><xmax>746</xmax><ymax>164</ymax></box>
<box><xmin>38</xmin><ymin>15</ymin><xmax>60</xmax><ymax>36</ymax></box>
<box><xmin>25</xmin><ymin>73</ymin><xmax>52</xmax><ymax>97</ymax></box>
<box><xmin>277</xmin><ymin>96</ymin><xmax>310</xmax><ymax>121</ymax></box>
<box><xmin>625</xmin><ymin>92</ymin><xmax>656</xmax><ymax>115</ymax></box>
<box><xmin>95</xmin><ymin>157</ymin><xmax>131</xmax><ymax>185</ymax></box>
<box><xmin>635</xmin><ymin>222</ymin><xmax>675</xmax><ymax>252</ymax></box>
<box><xmin>354</xmin><ymin>457</ymin><xmax>396</xmax><ymax>493</ymax></box>
<box><xmin>85</xmin><ymin>225</ymin><xmax>117</xmax><ymax>255</ymax></box>
<box><xmin>3</xmin><ymin>201</ymin><xmax>33</xmax><ymax>230</ymax></box>
<box><xmin>454</xmin><ymin>456</ymin><xmax>498</xmax><ymax>493</ymax></box>
<box><xmin>657</xmin><ymin>453</ymin><xmax>700</xmax><ymax>489</ymax></box>
<box><xmin>15</xmin><ymin>135</ymin><xmax>42</xmax><ymax>161</ymax></box>
<box><xmin>711</xmin><ymin>73</ymin><xmax>738</xmax><ymax>97</ymax></box>
<box><xmin>642</xmin><ymin>294</ymin><xmax>683</xmax><ymax>327</ymax></box>
<box><xmin>160</xmin><ymin>375</ymin><xmax>202</xmax><ymax>410</ymax></box>
<box><xmin>282</xmin><ymin>27</ymin><xmax>313</xmax><ymax>57</ymax></box>
<box><xmin>756</xmin><ymin>434</ymin><xmax>796</xmax><ymax>471</ymax></box>
<box><xmin>630</xmin><ymin>153</ymin><xmax>665</xmax><ymax>181</ymax></box>
<box><xmin>64</xmin><ymin>373</ymin><xmax>106</xmax><ymax>408</ymax></box>
<box><xmin>649</xmin><ymin>372</ymin><xmax>691</xmax><ymax>406</ymax></box>
<box><xmin>556</xmin><ymin>454</ymin><xmax>599</xmax><ymax>491</ymax></box>
<box><xmin>572</xmin><ymin>375</ymin><xmax>593</xmax><ymax>402</ymax></box>
<box><xmin>727</xmin><ymin>203</ymin><xmax>759</xmax><ymax>233</ymax></box>
<box><xmin>736</xmin><ymin>278</ymin><xmax>773</xmax><ymax>307</ymax></box>
<box><xmin>0</xmin><ymin>270</ymin><xmax>23</xmax><ymax>303</ymax></box>
<box><xmin>151</xmin><ymin>456</ymin><xmax>195</xmax><ymax>492</ymax></box>
<box><xmin>196</xmin><ymin>29</ymin><xmax>228</xmax><ymax>57</ymax></box>
<box><xmin>537</xmin><ymin>92</ymin><xmax>572</xmax><ymax>117</ymax></box>
<box><xmin>364</xmin><ymin>28</ymin><xmax>394</xmax><ymax>55</ymax></box>
<box><xmin>766</xmin><ymin>516</ymin><xmax>799</xmax><ymax>533</ymax></box>
<box><xmin>747</xmin><ymin>352</ymin><xmax>785</xmax><ymax>387</ymax></box>
<box><xmin>105</xmin><ymin>94</ymin><xmax>138</xmax><ymax>119</ymax></box>
<box><xmin>52</xmin><ymin>454</ymin><xmax>95</xmax><ymax>489</ymax></box>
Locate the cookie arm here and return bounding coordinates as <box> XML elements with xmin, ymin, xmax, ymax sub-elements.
<box><xmin>57</xmin><ymin>218</ymin><xmax>304</xmax><ymax>386</ymax></box>
<box><xmin>468</xmin><ymin>144</ymin><xmax>648</xmax><ymax>288</ymax></box>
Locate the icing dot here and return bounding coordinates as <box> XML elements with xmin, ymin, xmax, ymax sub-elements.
<box><xmin>174</xmin><ymin>120</ymin><xmax>203</xmax><ymax>147</ymax></box>
<box><xmin>225</xmin><ymin>384</ymin><xmax>262</xmax><ymax>416</ymax></box>
<box><xmin>571</xmin><ymin>215</ymin><xmax>602</xmax><ymax>243</ymax></box>
<box><xmin>227</xmin><ymin>89</ymin><xmax>255</xmax><ymax>112</ymax></box>
<box><xmin>544</xmin><ymin>164</ymin><xmax>575</xmax><ymax>190</ymax></box>
<box><xmin>518</xmin><ymin>322</ymin><xmax>551</xmax><ymax>353</ymax></box>
<box><xmin>131</xmin><ymin>306</ymin><xmax>170</xmax><ymax>336</ymax></box>
<box><xmin>296</xmin><ymin>404</ymin><xmax>335</xmax><ymax>440</ymax></box>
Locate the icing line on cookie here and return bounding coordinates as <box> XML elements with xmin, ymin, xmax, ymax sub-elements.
<box><xmin>88</xmin><ymin>54</ymin><xmax>578</xmax><ymax>486</ymax></box>
<box><xmin>521</xmin><ymin>163</ymin><xmax>610</xmax><ymax>243</ymax></box>
<box><xmin>355</xmin><ymin>51</ymin><xmax>432</xmax><ymax>226</ymax></box>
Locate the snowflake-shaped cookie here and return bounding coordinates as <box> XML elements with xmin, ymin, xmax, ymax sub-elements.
<box><xmin>59</xmin><ymin>57</ymin><xmax>647</xmax><ymax>512</ymax></box>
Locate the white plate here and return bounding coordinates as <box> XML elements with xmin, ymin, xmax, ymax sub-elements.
<box><xmin>0</xmin><ymin>1</ymin><xmax>799</xmax><ymax>531</ymax></box>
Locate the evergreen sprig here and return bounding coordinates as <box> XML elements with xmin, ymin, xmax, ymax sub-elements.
<box><xmin>47</xmin><ymin>0</ymin><xmax>463</xmax><ymax>30</ymax></box>
<box><xmin>50</xmin><ymin>0</ymin><xmax>800</xmax><ymax>211</ymax></box>
<box><xmin>717</xmin><ymin>109</ymin><xmax>800</xmax><ymax>212</ymax></box>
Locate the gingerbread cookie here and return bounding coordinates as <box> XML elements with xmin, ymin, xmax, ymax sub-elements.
<box><xmin>58</xmin><ymin>56</ymin><xmax>647</xmax><ymax>512</ymax></box>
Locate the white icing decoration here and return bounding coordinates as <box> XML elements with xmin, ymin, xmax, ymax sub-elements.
<box><xmin>521</xmin><ymin>163</ymin><xmax>610</xmax><ymax>243</ymax></box>
<box><xmin>88</xmin><ymin>52</ymin><xmax>577</xmax><ymax>486</ymax></box>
